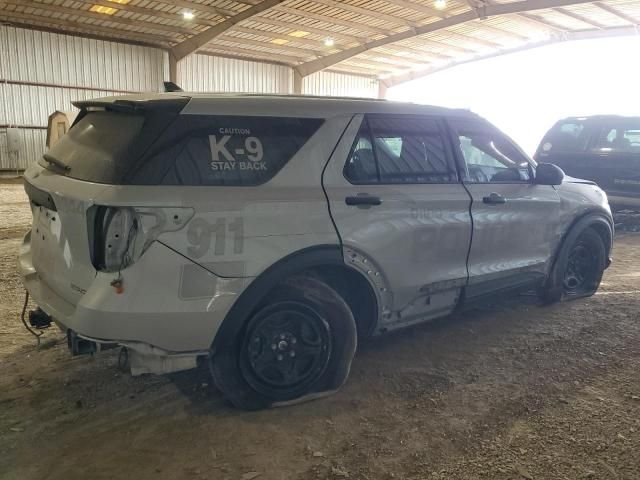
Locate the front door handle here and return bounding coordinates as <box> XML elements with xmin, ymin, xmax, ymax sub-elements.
<box><xmin>345</xmin><ymin>194</ymin><xmax>382</xmax><ymax>207</ymax></box>
<box><xmin>483</xmin><ymin>192</ymin><xmax>506</xmax><ymax>205</ymax></box>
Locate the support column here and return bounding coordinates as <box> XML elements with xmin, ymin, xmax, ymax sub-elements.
<box><xmin>378</xmin><ymin>81</ymin><xmax>388</xmax><ymax>99</ymax></box>
<box><xmin>169</xmin><ymin>52</ymin><xmax>178</xmax><ymax>84</ymax></box>
<box><xmin>293</xmin><ymin>69</ymin><xmax>303</xmax><ymax>95</ymax></box>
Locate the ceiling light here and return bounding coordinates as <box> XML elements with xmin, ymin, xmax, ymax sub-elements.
<box><xmin>107</xmin><ymin>0</ymin><xmax>131</xmax><ymax>4</ymax></box>
<box><xmin>89</xmin><ymin>5</ymin><xmax>118</xmax><ymax>14</ymax></box>
<box><xmin>182</xmin><ymin>10</ymin><xmax>195</xmax><ymax>20</ymax></box>
<box><xmin>434</xmin><ymin>0</ymin><xmax>447</xmax><ymax>9</ymax></box>
<box><xmin>324</xmin><ymin>37</ymin><xmax>335</xmax><ymax>47</ymax></box>
<box><xmin>289</xmin><ymin>30</ymin><xmax>310</xmax><ymax>38</ymax></box>
<box><xmin>271</xmin><ymin>38</ymin><xmax>289</xmax><ymax>45</ymax></box>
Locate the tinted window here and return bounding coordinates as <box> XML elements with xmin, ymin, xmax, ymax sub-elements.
<box><xmin>594</xmin><ymin>119</ymin><xmax>640</xmax><ymax>154</ymax></box>
<box><xmin>131</xmin><ymin>116</ymin><xmax>324</xmax><ymax>186</ymax></box>
<box><xmin>450</xmin><ymin>119</ymin><xmax>531</xmax><ymax>184</ymax></box>
<box><xmin>539</xmin><ymin>119</ymin><xmax>590</xmax><ymax>154</ymax></box>
<box><xmin>344</xmin><ymin>116</ymin><xmax>455</xmax><ymax>184</ymax></box>
<box><xmin>40</xmin><ymin>107</ymin><xmax>179</xmax><ymax>184</ymax></box>
<box><xmin>343</xmin><ymin>126</ymin><xmax>378</xmax><ymax>184</ymax></box>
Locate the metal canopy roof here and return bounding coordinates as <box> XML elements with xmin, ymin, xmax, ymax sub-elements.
<box><xmin>1</xmin><ymin>0</ymin><xmax>639</xmax><ymax>86</ymax></box>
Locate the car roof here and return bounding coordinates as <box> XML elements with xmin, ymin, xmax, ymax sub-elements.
<box><xmin>557</xmin><ymin>114</ymin><xmax>640</xmax><ymax>123</ymax></box>
<box><xmin>74</xmin><ymin>92</ymin><xmax>480</xmax><ymax>119</ymax></box>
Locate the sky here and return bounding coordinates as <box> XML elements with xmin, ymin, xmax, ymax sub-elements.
<box><xmin>388</xmin><ymin>35</ymin><xmax>640</xmax><ymax>155</ymax></box>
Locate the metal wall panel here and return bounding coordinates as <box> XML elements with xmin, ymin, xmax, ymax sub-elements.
<box><xmin>0</xmin><ymin>25</ymin><xmax>168</xmax><ymax>170</ymax></box>
<box><xmin>177</xmin><ymin>54</ymin><xmax>293</xmax><ymax>94</ymax></box>
<box><xmin>302</xmin><ymin>71</ymin><xmax>379</xmax><ymax>98</ymax></box>
<box><xmin>0</xmin><ymin>128</ymin><xmax>46</xmax><ymax>172</ymax></box>
<box><xmin>0</xmin><ymin>26</ymin><xmax>168</xmax><ymax>91</ymax></box>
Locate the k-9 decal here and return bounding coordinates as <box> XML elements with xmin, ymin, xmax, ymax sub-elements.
<box><xmin>187</xmin><ymin>217</ymin><xmax>244</xmax><ymax>258</ymax></box>
<box><xmin>209</xmin><ymin>129</ymin><xmax>266</xmax><ymax>172</ymax></box>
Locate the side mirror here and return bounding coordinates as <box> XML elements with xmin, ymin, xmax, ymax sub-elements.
<box><xmin>534</xmin><ymin>162</ymin><xmax>565</xmax><ymax>186</ymax></box>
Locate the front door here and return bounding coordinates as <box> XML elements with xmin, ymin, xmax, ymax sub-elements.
<box><xmin>323</xmin><ymin>114</ymin><xmax>472</xmax><ymax>329</ymax></box>
<box><xmin>447</xmin><ymin>117</ymin><xmax>563</xmax><ymax>298</ymax></box>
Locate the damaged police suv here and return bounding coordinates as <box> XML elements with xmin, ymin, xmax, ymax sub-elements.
<box><xmin>20</xmin><ymin>94</ymin><xmax>613</xmax><ymax>410</ymax></box>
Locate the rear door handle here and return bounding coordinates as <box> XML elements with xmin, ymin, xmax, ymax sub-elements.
<box><xmin>483</xmin><ymin>192</ymin><xmax>506</xmax><ymax>205</ymax></box>
<box><xmin>345</xmin><ymin>194</ymin><xmax>382</xmax><ymax>207</ymax></box>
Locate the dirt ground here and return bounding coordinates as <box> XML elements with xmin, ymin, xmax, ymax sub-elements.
<box><xmin>1</xmin><ymin>181</ymin><xmax>639</xmax><ymax>480</ymax></box>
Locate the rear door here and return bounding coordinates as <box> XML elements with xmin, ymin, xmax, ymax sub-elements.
<box><xmin>323</xmin><ymin>114</ymin><xmax>472</xmax><ymax>328</ymax></box>
<box><xmin>587</xmin><ymin>118</ymin><xmax>640</xmax><ymax>202</ymax></box>
<box><xmin>448</xmin><ymin>118</ymin><xmax>562</xmax><ymax>297</ymax></box>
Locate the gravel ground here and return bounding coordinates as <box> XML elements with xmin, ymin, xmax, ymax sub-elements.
<box><xmin>1</xmin><ymin>182</ymin><xmax>639</xmax><ymax>480</ymax></box>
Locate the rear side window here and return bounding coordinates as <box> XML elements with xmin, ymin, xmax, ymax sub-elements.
<box><xmin>344</xmin><ymin>116</ymin><xmax>456</xmax><ymax>184</ymax></box>
<box><xmin>132</xmin><ymin>116</ymin><xmax>323</xmax><ymax>186</ymax></box>
<box><xmin>539</xmin><ymin>119</ymin><xmax>590</xmax><ymax>154</ymax></box>
<box><xmin>593</xmin><ymin>119</ymin><xmax>640</xmax><ymax>153</ymax></box>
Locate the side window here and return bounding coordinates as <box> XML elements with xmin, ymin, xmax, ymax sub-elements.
<box><xmin>343</xmin><ymin>116</ymin><xmax>456</xmax><ymax>184</ymax></box>
<box><xmin>450</xmin><ymin>119</ymin><xmax>532</xmax><ymax>184</ymax></box>
<box><xmin>132</xmin><ymin>116</ymin><xmax>323</xmax><ymax>185</ymax></box>
<box><xmin>344</xmin><ymin>122</ymin><xmax>378</xmax><ymax>185</ymax></box>
<box><xmin>594</xmin><ymin>120</ymin><xmax>640</xmax><ymax>154</ymax></box>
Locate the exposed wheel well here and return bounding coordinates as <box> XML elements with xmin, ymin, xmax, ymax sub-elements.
<box><xmin>302</xmin><ymin>265</ymin><xmax>378</xmax><ymax>340</ymax></box>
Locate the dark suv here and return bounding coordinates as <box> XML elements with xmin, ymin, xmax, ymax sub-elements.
<box><xmin>535</xmin><ymin>115</ymin><xmax>640</xmax><ymax>208</ymax></box>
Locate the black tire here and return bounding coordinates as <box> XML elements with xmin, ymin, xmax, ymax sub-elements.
<box><xmin>210</xmin><ymin>275</ymin><xmax>357</xmax><ymax>410</ymax></box>
<box><xmin>541</xmin><ymin>227</ymin><xmax>606</xmax><ymax>303</ymax></box>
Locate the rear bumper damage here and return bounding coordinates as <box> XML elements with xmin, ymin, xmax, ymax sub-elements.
<box><xmin>19</xmin><ymin>230</ymin><xmax>250</xmax><ymax>374</ymax></box>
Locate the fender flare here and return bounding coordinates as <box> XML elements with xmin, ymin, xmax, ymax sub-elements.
<box><xmin>545</xmin><ymin>210</ymin><xmax>613</xmax><ymax>292</ymax></box>
<box><xmin>210</xmin><ymin>244</ymin><xmax>347</xmax><ymax>353</ymax></box>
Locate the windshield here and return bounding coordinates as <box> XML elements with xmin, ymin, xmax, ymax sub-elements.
<box><xmin>539</xmin><ymin>119</ymin><xmax>590</xmax><ymax>154</ymax></box>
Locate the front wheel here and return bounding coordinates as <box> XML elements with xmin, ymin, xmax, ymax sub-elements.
<box><xmin>541</xmin><ymin>227</ymin><xmax>606</xmax><ymax>303</ymax></box>
<box><xmin>210</xmin><ymin>275</ymin><xmax>357</xmax><ymax>410</ymax></box>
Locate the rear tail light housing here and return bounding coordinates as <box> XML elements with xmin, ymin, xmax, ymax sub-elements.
<box><xmin>89</xmin><ymin>205</ymin><xmax>194</xmax><ymax>272</ymax></box>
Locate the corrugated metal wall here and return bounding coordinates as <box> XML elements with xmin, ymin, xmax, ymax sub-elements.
<box><xmin>178</xmin><ymin>53</ymin><xmax>379</xmax><ymax>99</ymax></box>
<box><xmin>0</xmin><ymin>25</ymin><xmax>168</xmax><ymax>170</ymax></box>
<box><xmin>0</xmin><ymin>25</ymin><xmax>379</xmax><ymax>171</ymax></box>
<box><xmin>177</xmin><ymin>54</ymin><xmax>293</xmax><ymax>94</ymax></box>
<box><xmin>302</xmin><ymin>71</ymin><xmax>379</xmax><ymax>98</ymax></box>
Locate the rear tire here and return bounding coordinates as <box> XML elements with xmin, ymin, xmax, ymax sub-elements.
<box><xmin>210</xmin><ymin>275</ymin><xmax>357</xmax><ymax>410</ymax></box>
<box><xmin>541</xmin><ymin>227</ymin><xmax>606</xmax><ymax>303</ymax></box>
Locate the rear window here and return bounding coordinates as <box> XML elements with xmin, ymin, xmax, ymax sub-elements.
<box><xmin>40</xmin><ymin>100</ymin><xmax>186</xmax><ymax>184</ymax></box>
<box><xmin>131</xmin><ymin>116</ymin><xmax>324</xmax><ymax>186</ymax></box>
<box><xmin>42</xmin><ymin>111</ymin><xmax>145</xmax><ymax>183</ymax></box>
<box><xmin>539</xmin><ymin>119</ymin><xmax>590</xmax><ymax>154</ymax></box>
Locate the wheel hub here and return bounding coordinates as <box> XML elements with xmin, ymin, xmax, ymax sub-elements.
<box><xmin>240</xmin><ymin>302</ymin><xmax>331</xmax><ymax>398</ymax></box>
<box><xmin>563</xmin><ymin>242</ymin><xmax>596</xmax><ymax>293</ymax></box>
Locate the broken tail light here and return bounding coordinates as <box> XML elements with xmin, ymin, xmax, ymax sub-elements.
<box><xmin>89</xmin><ymin>205</ymin><xmax>193</xmax><ymax>272</ymax></box>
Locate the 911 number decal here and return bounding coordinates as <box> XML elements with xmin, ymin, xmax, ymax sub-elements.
<box><xmin>187</xmin><ymin>217</ymin><xmax>244</xmax><ymax>258</ymax></box>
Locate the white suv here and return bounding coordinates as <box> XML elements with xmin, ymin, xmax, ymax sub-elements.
<box><xmin>20</xmin><ymin>94</ymin><xmax>613</xmax><ymax>409</ymax></box>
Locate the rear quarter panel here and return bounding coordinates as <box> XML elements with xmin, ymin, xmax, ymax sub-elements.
<box><xmin>94</xmin><ymin>115</ymin><xmax>353</xmax><ymax>279</ymax></box>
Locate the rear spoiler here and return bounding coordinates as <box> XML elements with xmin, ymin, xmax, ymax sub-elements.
<box><xmin>72</xmin><ymin>98</ymin><xmax>189</xmax><ymax>111</ymax></box>
<box><xmin>70</xmin><ymin>97</ymin><xmax>190</xmax><ymax>128</ymax></box>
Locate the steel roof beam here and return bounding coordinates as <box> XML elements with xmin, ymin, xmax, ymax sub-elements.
<box><xmin>0</xmin><ymin>9</ymin><xmax>174</xmax><ymax>47</ymax></box>
<box><xmin>553</xmin><ymin>7</ymin><xmax>605</xmax><ymax>28</ymax></box>
<box><xmin>295</xmin><ymin>0</ymin><xmax>599</xmax><ymax>77</ymax></box>
<box><xmin>170</xmin><ymin>0</ymin><xmax>284</xmax><ymax>61</ymax></box>
<box><xmin>5</xmin><ymin>0</ymin><xmax>192</xmax><ymax>37</ymax></box>
<box><xmin>594</xmin><ymin>2</ymin><xmax>639</xmax><ymax>24</ymax></box>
